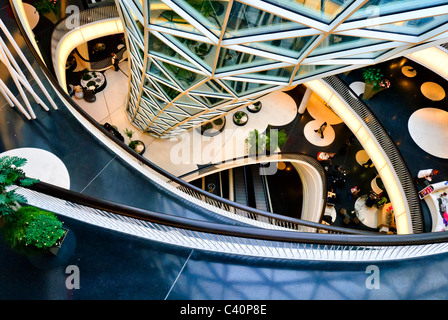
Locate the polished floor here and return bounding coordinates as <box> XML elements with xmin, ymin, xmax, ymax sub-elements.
<box><xmin>2</xmin><ymin>2</ymin><xmax>448</xmax><ymax>300</ymax></box>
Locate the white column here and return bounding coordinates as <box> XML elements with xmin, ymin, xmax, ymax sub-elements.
<box><xmin>298</xmin><ymin>87</ymin><xmax>312</xmax><ymax>114</ymax></box>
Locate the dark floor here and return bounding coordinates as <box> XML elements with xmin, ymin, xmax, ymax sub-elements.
<box><xmin>272</xmin><ymin>87</ymin><xmax>383</xmax><ymax>232</ymax></box>
<box><xmin>3</xmin><ymin>214</ymin><xmax>448</xmax><ymax>300</ymax></box>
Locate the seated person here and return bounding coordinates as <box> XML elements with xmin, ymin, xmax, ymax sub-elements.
<box><xmin>327</xmin><ymin>194</ymin><xmax>336</xmax><ymax>205</ymax></box>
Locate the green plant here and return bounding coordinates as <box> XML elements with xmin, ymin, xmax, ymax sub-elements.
<box><xmin>266</xmin><ymin>129</ymin><xmax>287</xmax><ymax>151</ymax></box>
<box><xmin>123</xmin><ymin>128</ymin><xmax>140</xmax><ymax>150</ymax></box>
<box><xmin>0</xmin><ymin>156</ymin><xmax>39</xmax><ymax>221</ymax></box>
<box><xmin>128</xmin><ymin>140</ymin><xmax>138</xmax><ymax>150</ymax></box>
<box><xmin>82</xmin><ymin>73</ymin><xmax>92</xmax><ymax>81</ymax></box>
<box><xmin>362</xmin><ymin>67</ymin><xmax>384</xmax><ymax>89</ymax></box>
<box><xmin>202</xmin><ymin>122</ymin><xmax>213</xmax><ymax>131</ymax></box>
<box><xmin>213</xmin><ymin>118</ymin><xmax>223</xmax><ymax>126</ymax></box>
<box><xmin>235</xmin><ymin>111</ymin><xmax>245</xmax><ymax>120</ymax></box>
<box><xmin>33</xmin><ymin>0</ymin><xmax>58</xmax><ymax>15</ymax></box>
<box><xmin>2</xmin><ymin>206</ymin><xmax>65</xmax><ymax>253</ymax></box>
<box><xmin>124</xmin><ymin>128</ymin><xmax>134</xmax><ymax>140</ymax></box>
<box><xmin>246</xmin><ymin>129</ymin><xmax>266</xmax><ymax>155</ymax></box>
<box><xmin>86</xmin><ymin>81</ymin><xmax>98</xmax><ymax>88</ymax></box>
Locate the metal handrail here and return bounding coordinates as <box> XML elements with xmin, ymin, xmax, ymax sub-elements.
<box><xmin>9</xmin><ymin>1</ymin><xmax>368</xmax><ymax>235</ymax></box>
<box><xmin>323</xmin><ymin>75</ymin><xmax>424</xmax><ymax>233</ymax></box>
<box><xmin>18</xmin><ymin>180</ymin><xmax>448</xmax><ymax>262</ymax></box>
<box><xmin>51</xmin><ymin>3</ymin><xmax>120</xmax><ymax>67</ymax></box>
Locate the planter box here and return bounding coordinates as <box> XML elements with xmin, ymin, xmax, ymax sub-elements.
<box><xmin>49</xmin><ymin>228</ymin><xmax>69</xmax><ymax>256</ymax></box>
<box><xmin>233</xmin><ymin>111</ymin><xmax>248</xmax><ymax>126</ymax></box>
<box><xmin>247</xmin><ymin>102</ymin><xmax>262</xmax><ymax>113</ymax></box>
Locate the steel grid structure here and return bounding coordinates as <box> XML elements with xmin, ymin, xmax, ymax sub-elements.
<box><xmin>115</xmin><ymin>0</ymin><xmax>448</xmax><ymax>137</ymax></box>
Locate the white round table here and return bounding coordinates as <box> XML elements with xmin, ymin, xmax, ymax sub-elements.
<box><xmin>402</xmin><ymin>66</ymin><xmax>417</xmax><ymax>78</ymax></box>
<box><xmin>303</xmin><ymin>120</ymin><xmax>335</xmax><ymax>147</ymax></box>
<box><xmin>408</xmin><ymin>108</ymin><xmax>448</xmax><ymax>159</ymax></box>
<box><xmin>324</xmin><ymin>205</ymin><xmax>337</xmax><ymax>223</ymax></box>
<box><xmin>0</xmin><ymin>148</ymin><xmax>70</xmax><ymax>189</ymax></box>
<box><xmin>22</xmin><ymin>3</ymin><xmax>40</xmax><ymax>30</ymax></box>
<box><xmin>355</xmin><ymin>195</ymin><xmax>381</xmax><ymax>229</ymax></box>
<box><xmin>371</xmin><ymin>176</ymin><xmax>383</xmax><ymax>194</ymax></box>
<box><xmin>421</xmin><ymin>82</ymin><xmax>446</xmax><ymax>101</ymax></box>
<box><xmin>355</xmin><ymin>150</ymin><xmax>373</xmax><ymax>167</ymax></box>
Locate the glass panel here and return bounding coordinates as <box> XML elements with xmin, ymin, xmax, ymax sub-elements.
<box><xmin>164</xmin><ymin>104</ymin><xmax>189</xmax><ymax>116</ymax></box>
<box><xmin>148</xmin><ymin>33</ymin><xmax>199</xmax><ymax>70</ymax></box>
<box><xmin>146</xmin><ymin>60</ymin><xmax>173</xmax><ymax>83</ymax></box>
<box><xmin>190</xmin><ymin>94</ymin><xmax>232</xmax><ymax>108</ymax></box>
<box><xmin>349</xmin><ymin>0</ymin><xmax>448</xmax><ymax>21</ymax></box>
<box><xmin>364</xmin><ymin>15</ymin><xmax>448</xmax><ymax>36</ymax></box>
<box><xmin>167</xmin><ymin>111</ymin><xmax>188</xmax><ymax>122</ymax></box>
<box><xmin>294</xmin><ymin>64</ymin><xmax>346</xmax><ymax>80</ymax></box>
<box><xmin>225</xmin><ymin>2</ymin><xmax>308</xmax><ymax>38</ymax></box>
<box><xmin>161</xmin><ymin>61</ymin><xmax>207</xmax><ymax>89</ymax></box>
<box><xmin>236</xmin><ymin>66</ymin><xmax>295</xmax><ymax>82</ymax></box>
<box><xmin>337</xmin><ymin>49</ymin><xmax>390</xmax><ymax>59</ymax></box>
<box><xmin>178</xmin><ymin>0</ymin><xmax>230</xmax><ymax>35</ymax></box>
<box><xmin>175</xmin><ymin>94</ymin><xmax>205</xmax><ymax>107</ymax></box>
<box><xmin>242</xmin><ymin>35</ymin><xmax>317</xmax><ymax>59</ymax></box>
<box><xmin>175</xmin><ymin>104</ymin><xmax>205</xmax><ymax>116</ymax></box>
<box><xmin>309</xmin><ymin>35</ymin><xmax>386</xmax><ymax>57</ymax></box>
<box><xmin>171</xmin><ymin>35</ymin><xmax>218</xmax><ymax>70</ymax></box>
<box><xmin>215</xmin><ymin>47</ymin><xmax>277</xmax><ymax>73</ymax></box>
<box><xmin>221</xmin><ymin>79</ymin><xmax>276</xmax><ymax>96</ymax></box>
<box><xmin>148</xmin><ymin>0</ymin><xmax>204</xmax><ymax>35</ymax></box>
<box><xmin>264</xmin><ymin>0</ymin><xmax>356</xmax><ymax>23</ymax></box>
<box><xmin>153</xmin><ymin>80</ymin><xmax>182</xmax><ymax>100</ymax></box>
<box><xmin>190</xmin><ymin>79</ymin><xmax>233</xmax><ymax>96</ymax></box>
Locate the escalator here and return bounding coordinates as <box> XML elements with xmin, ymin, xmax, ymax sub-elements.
<box><xmin>250</xmin><ymin>165</ymin><xmax>270</xmax><ymax>212</ymax></box>
<box><xmin>193</xmin><ymin>165</ymin><xmax>271</xmax><ymax>212</ymax></box>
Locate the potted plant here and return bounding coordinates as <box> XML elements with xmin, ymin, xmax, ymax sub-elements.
<box><xmin>247</xmin><ymin>101</ymin><xmax>262</xmax><ymax>113</ymax></box>
<box><xmin>246</xmin><ymin>129</ymin><xmax>266</xmax><ymax>156</ymax></box>
<box><xmin>199</xmin><ymin>117</ymin><xmax>226</xmax><ymax>136</ymax></box>
<box><xmin>33</xmin><ymin>0</ymin><xmax>58</xmax><ymax>15</ymax></box>
<box><xmin>2</xmin><ymin>206</ymin><xmax>67</xmax><ymax>256</ymax></box>
<box><xmin>124</xmin><ymin>128</ymin><xmax>146</xmax><ymax>155</ymax></box>
<box><xmin>266</xmin><ymin>129</ymin><xmax>287</xmax><ymax>152</ymax></box>
<box><xmin>0</xmin><ymin>156</ymin><xmax>67</xmax><ymax>257</ymax></box>
<box><xmin>0</xmin><ymin>156</ymin><xmax>39</xmax><ymax>223</ymax></box>
<box><xmin>362</xmin><ymin>67</ymin><xmax>390</xmax><ymax>100</ymax></box>
<box><xmin>233</xmin><ymin>111</ymin><xmax>248</xmax><ymax>126</ymax></box>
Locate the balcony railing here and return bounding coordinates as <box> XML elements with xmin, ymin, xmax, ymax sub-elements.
<box><xmin>18</xmin><ymin>181</ymin><xmax>448</xmax><ymax>262</ymax></box>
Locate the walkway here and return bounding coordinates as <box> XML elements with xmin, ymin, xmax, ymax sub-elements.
<box><xmin>2</xmin><ymin>214</ymin><xmax>448</xmax><ymax>300</ymax></box>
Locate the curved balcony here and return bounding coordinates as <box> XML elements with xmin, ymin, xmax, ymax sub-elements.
<box><xmin>6</xmin><ymin>0</ymin><xmax>448</xmax><ymax>267</ymax></box>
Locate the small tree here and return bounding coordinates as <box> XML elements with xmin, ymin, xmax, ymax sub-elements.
<box><xmin>0</xmin><ymin>156</ymin><xmax>39</xmax><ymax>221</ymax></box>
<box><xmin>123</xmin><ymin>128</ymin><xmax>138</xmax><ymax>150</ymax></box>
<box><xmin>362</xmin><ymin>68</ymin><xmax>389</xmax><ymax>100</ymax></box>
<box><xmin>246</xmin><ymin>129</ymin><xmax>266</xmax><ymax>155</ymax></box>
<box><xmin>2</xmin><ymin>206</ymin><xmax>65</xmax><ymax>253</ymax></box>
<box><xmin>266</xmin><ymin>129</ymin><xmax>287</xmax><ymax>152</ymax></box>
<box><xmin>362</xmin><ymin>67</ymin><xmax>384</xmax><ymax>89</ymax></box>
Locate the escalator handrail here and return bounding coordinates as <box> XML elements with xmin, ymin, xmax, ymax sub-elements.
<box><xmin>22</xmin><ymin>179</ymin><xmax>448</xmax><ymax>246</ymax></box>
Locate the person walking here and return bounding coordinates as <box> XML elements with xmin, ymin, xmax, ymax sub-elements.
<box><xmin>417</xmin><ymin>169</ymin><xmax>439</xmax><ymax>182</ymax></box>
<box><xmin>111</xmin><ymin>53</ymin><xmax>119</xmax><ymax>71</ymax></box>
<box><xmin>314</xmin><ymin>122</ymin><xmax>327</xmax><ymax>139</ymax></box>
